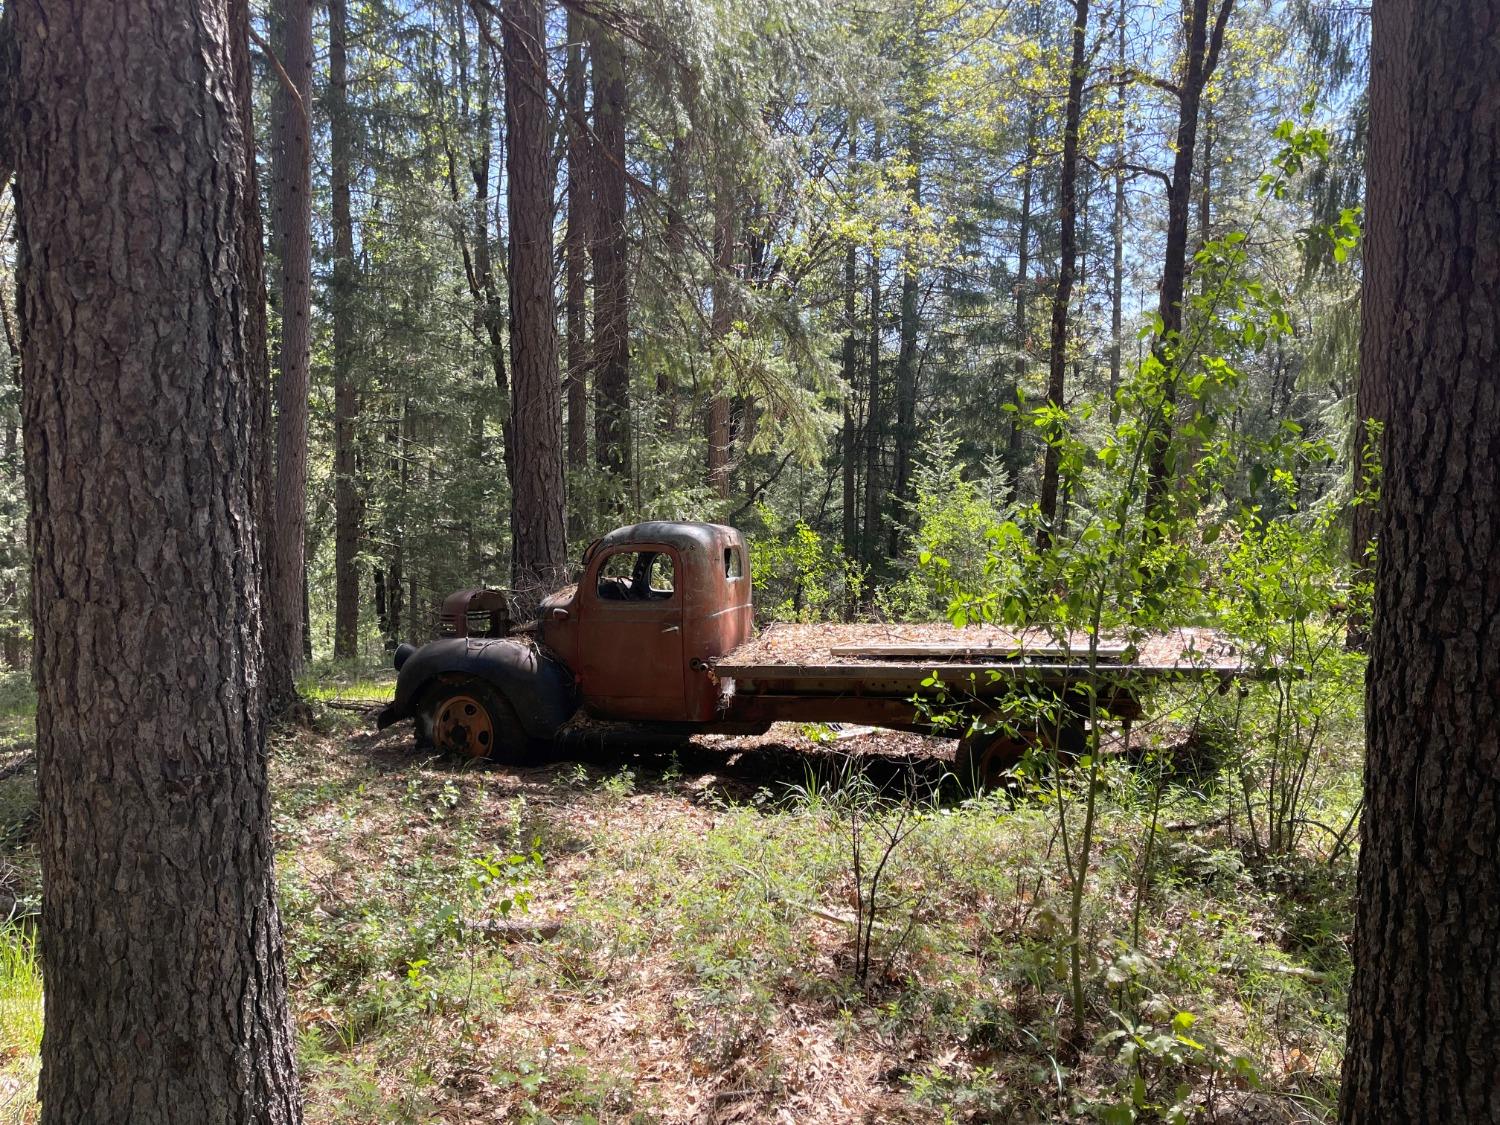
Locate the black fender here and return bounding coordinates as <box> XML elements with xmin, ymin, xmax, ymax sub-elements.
<box><xmin>377</xmin><ymin>637</ymin><xmax>578</xmax><ymax>742</ymax></box>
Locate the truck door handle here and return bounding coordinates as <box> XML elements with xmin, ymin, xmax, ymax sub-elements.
<box><xmin>662</xmin><ymin>624</ymin><xmax>680</xmax><ymax>634</ymax></box>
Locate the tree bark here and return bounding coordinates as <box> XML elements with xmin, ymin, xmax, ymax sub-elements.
<box><xmin>266</xmin><ymin>0</ymin><xmax>313</xmax><ymax>701</ymax></box>
<box><xmin>1143</xmin><ymin>0</ymin><xmax>1234</xmax><ymax>514</ymax></box>
<box><xmin>1339</xmin><ymin>2</ymin><xmax>1500</xmax><ymax>1119</ymax></box>
<box><xmin>590</xmin><ymin>21</ymin><xmax>631</xmax><ymax>493</ymax></box>
<box><xmin>330</xmin><ymin>0</ymin><xmax>362</xmax><ymax>660</ymax></box>
<box><xmin>502</xmin><ymin>0</ymin><xmax>569</xmax><ymax>616</ymax></box>
<box><xmin>564</xmin><ymin>7</ymin><xmax>590</xmax><ymax>501</ymax></box>
<box><xmin>14</xmin><ymin>0</ymin><xmax>302</xmax><ymax>1118</ymax></box>
<box><xmin>1038</xmin><ymin>0</ymin><xmax>1090</xmax><ymax>545</ymax></box>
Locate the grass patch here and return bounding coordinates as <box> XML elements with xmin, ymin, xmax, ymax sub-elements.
<box><xmin>0</xmin><ymin>669</ymin><xmax>1360</xmax><ymax>1121</ymax></box>
<box><xmin>0</xmin><ymin>925</ymin><xmax>41</xmax><ymax>1124</ymax></box>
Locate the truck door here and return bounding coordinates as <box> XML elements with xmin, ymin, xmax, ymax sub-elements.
<box><xmin>580</xmin><ymin>546</ymin><xmax>687</xmax><ymax>720</ymax></box>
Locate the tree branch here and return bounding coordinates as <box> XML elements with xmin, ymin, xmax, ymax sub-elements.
<box><xmin>247</xmin><ymin>22</ymin><xmax>308</xmax><ymax>131</ymax></box>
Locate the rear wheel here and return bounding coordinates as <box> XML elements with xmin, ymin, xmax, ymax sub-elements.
<box><xmin>419</xmin><ymin>681</ymin><xmax>527</xmax><ymax>762</ymax></box>
<box><xmin>954</xmin><ymin>720</ymin><xmax>1088</xmax><ymax>793</ymax></box>
<box><xmin>954</xmin><ymin>732</ymin><xmax>1029</xmax><ymax>793</ymax></box>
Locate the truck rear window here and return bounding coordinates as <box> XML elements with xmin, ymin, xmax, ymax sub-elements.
<box><xmin>725</xmin><ymin>546</ymin><xmax>743</xmax><ymax>579</ymax></box>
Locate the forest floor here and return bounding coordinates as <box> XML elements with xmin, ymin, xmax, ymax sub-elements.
<box><xmin>0</xmin><ymin>666</ymin><xmax>1359</xmax><ymax>1124</ymax></box>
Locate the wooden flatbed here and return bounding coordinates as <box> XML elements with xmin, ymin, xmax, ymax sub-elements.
<box><xmin>716</xmin><ymin>622</ymin><xmax>1246</xmax><ymax>683</ymax></box>
<box><xmin>710</xmin><ymin>622</ymin><xmax>1244</xmax><ymax>729</ymax></box>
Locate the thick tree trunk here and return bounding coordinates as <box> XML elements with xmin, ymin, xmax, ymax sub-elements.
<box><xmin>1038</xmin><ymin>0</ymin><xmax>1090</xmax><ymax>545</ymax></box>
<box><xmin>266</xmin><ymin>0</ymin><xmax>313</xmax><ymax>701</ymax></box>
<box><xmin>590</xmin><ymin>22</ymin><xmax>630</xmax><ymax>492</ymax></box>
<box><xmin>706</xmin><ymin>175</ymin><xmax>736</xmax><ymax>499</ymax></box>
<box><xmin>502</xmin><ymin>0</ymin><xmax>568</xmax><ymax>615</ymax></box>
<box><xmin>1143</xmin><ymin>0</ymin><xmax>1233</xmax><ymax>514</ymax></box>
<box><xmin>14</xmin><ymin>1</ymin><xmax>302</xmax><ymax>1119</ymax></box>
<box><xmin>564</xmin><ymin>8</ymin><xmax>590</xmax><ymax>499</ymax></box>
<box><xmin>330</xmin><ymin>0</ymin><xmax>362</xmax><ymax>660</ymax></box>
<box><xmin>1339</xmin><ymin>2</ymin><xmax>1500</xmax><ymax>1119</ymax></box>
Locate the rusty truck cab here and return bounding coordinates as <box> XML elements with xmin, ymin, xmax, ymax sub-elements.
<box><xmin>539</xmin><ymin>522</ymin><xmax>752</xmax><ymax>722</ymax></box>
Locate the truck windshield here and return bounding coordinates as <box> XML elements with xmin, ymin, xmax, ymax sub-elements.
<box><xmin>597</xmin><ymin>550</ymin><xmax>676</xmax><ymax>601</ymax></box>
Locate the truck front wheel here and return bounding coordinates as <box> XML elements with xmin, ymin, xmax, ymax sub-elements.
<box><xmin>419</xmin><ymin>680</ymin><xmax>526</xmax><ymax>762</ymax></box>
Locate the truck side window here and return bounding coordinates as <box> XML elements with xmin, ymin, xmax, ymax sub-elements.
<box><xmin>597</xmin><ymin>550</ymin><xmax>676</xmax><ymax>601</ymax></box>
<box><xmin>725</xmin><ymin>546</ymin><xmax>743</xmax><ymax>579</ymax></box>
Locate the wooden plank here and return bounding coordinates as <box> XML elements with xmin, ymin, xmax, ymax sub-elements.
<box><xmin>826</xmin><ymin>642</ymin><xmax>1132</xmax><ymax>661</ymax></box>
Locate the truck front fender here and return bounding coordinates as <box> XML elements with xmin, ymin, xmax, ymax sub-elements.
<box><xmin>378</xmin><ymin>637</ymin><xmax>577</xmax><ymax>742</ymax></box>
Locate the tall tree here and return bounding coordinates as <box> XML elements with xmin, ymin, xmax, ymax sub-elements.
<box><xmin>1038</xmin><ymin>0</ymin><xmax>1091</xmax><ymax>543</ymax></box>
<box><xmin>266</xmin><ymin>0</ymin><xmax>314</xmax><ymax>700</ymax></box>
<box><xmin>329</xmin><ymin>0</ymin><xmax>362</xmax><ymax>659</ymax></box>
<box><xmin>1143</xmin><ymin>0</ymin><xmax>1234</xmax><ymax>512</ymax></box>
<box><xmin>590</xmin><ymin>20</ymin><xmax>631</xmax><ymax>495</ymax></box>
<box><xmin>564</xmin><ymin>7</ymin><xmax>590</xmax><ymax>489</ymax></box>
<box><xmin>889</xmin><ymin>13</ymin><xmax>927</xmax><ymax>553</ymax></box>
<box><xmin>503</xmin><ymin>0</ymin><xmax>568</xmax><ymax>611</ymax></box>
<box><xmin>841</xmin><ymin>128</ymin><xmax>860</xmax><ymax>563</ymax></box>
<box><xmin>1109</xmin><ymin>1</ymin><xmax>1126</xmax><ymax>410</ymax></box>
<box><xmin>1340</xmin><ymin>1</ymin><xmax>1500</xmax><ymax>1119</ymax></box>
<box><xmin>12</xmin><ymin>0</ymin><xmax>303</xmax><ymax>1117</ymax></box>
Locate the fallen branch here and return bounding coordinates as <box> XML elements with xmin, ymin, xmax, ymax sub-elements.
<box><xmin>324</xmin><ymin>698</ymin><xmax>389</xmax><ymax>713</ymax></box>
<box><xmin>0</xmin><ymin>752</ymin><xmax>34</xmax><ymax>782</ymax></box>
<box><xmin>463</xmin><ymin>917</ymin><xmax>563</xmax><ymax>943</ymax></box>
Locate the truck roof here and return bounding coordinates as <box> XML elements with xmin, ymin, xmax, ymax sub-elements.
<box><xmin>592</xmin><ymin>521</ymin><xmax>742</xmax><ymax>555</ymax></box>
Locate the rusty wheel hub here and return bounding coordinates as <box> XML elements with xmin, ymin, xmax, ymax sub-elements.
<box><xmin>432</xmin><ymin>694</ymin><xmax>495</xmax><ymax>758</ymax></box>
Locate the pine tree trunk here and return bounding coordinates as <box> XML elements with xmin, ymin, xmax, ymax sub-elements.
<box><xmin>889</xmin><ymin>26</ymin><xmax>925</xmax><ymax>555</ymax></box>
<box><xmin>330</xmin><ymin>0</ymin><xmax>362</xmax><ymax>661</ymax></box>
<box><xmin>1039</xmin><ymin>0</ymin><xmax>1090</xmax><ymax>544</ymax></box>
<box><xmin>503</xmin><ymin>0</ymin><xmax>568</xmax><ymax>615</ymax></box>
<box><xmin>590</xmin><ymin>22</ymin><xmax>630</xmax><ymax>493</ymax></box>
<box><xmin>1339</xmin><ymin>2</ymin><xmax>1500</xmax><ymax>1119</ymax></box>
<box><xmin>1144</xmin><ymin>0</ymin><xmax>1233</xmax><ymax>513</ymax></box>
<box><xmin>14</xmin><ymin>1</ymin><xmax>302</xmax><ymax>1118</ymax></box>
<box><xmin>862</xmin><ymin>234</ymin><xmax>883</xmax><ymax>566</ymax></box>
<box><xmin>564</xmin><ymin>8</ymin><xmax>590</xmax><ymax>503</ymax></box>
<box><xmin>841</xmin><ymin>126</ymin><xmax>860</xmax><ymax>567</ymax></box>
<box><xmin>266</xmin><ymin>0</ymin><xmax>313</xmax><ymax>700</ymax></box>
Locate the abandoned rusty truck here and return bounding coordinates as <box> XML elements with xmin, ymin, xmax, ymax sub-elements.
<box><xmin>378</xmin><ymin>521</ymin><xmax>1244</xmax><ymax>788</ymax></box>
